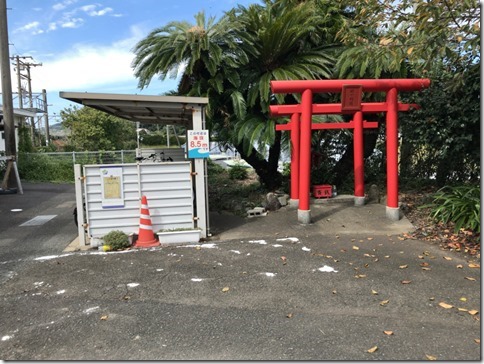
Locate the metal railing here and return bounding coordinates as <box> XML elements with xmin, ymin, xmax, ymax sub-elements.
<box><xmin>21</xmin><ymin>150</ymin><xmax>138</xmax><ymax>165</ymax></box>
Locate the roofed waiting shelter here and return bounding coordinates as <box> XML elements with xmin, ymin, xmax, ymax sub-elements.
<box><xmin>60</xmin><ymin>92</ymin><xmax>210</xmax><ymax>246</ymax></box>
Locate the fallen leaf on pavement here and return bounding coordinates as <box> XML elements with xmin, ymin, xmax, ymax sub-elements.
<box><xmin>468</xmin><ymin>310</ymin><xmax>479</xmax><ymax>315</ymax></box>
<box><xmin>456</xmin><ymin>264</ymin><xmax>463</xmax><ymax>269</ymax></box>
<box><xmin>367</xmin><ymin>346</ymin><xmax>378</xmax><ymax>353</ymax></box>
<box><xmin>355</xmin><ymin>274</ymin><xmax>367</xmax><ymax>278</ymax></box>
<box><xmin>286</xmin><ymin>313</ymin><xmax>293</xmax><ymax>318</ymax></box>
<box><xmin>367</xmin><ymin>237</ymin><xmax>374</xmax><ymax>241</ymax></box>
<box><xmin>383</xmin><ymin>331</ymin><xmax>394</xmax><ymax>336</ymax></box>
<box><xmin>100</xmin><ymin>315</ymin><xmax>108</xmax><ymax>320</ymax></box>
<box><xmin>222</xmin><ymin>287</ymin><xmax>230</xmax><ymax>292</ymax></box>
<box><xmin>422</xmin><ymin>267</ymin><xmax>431</xmax><ymax>271</ymax></box>
<box><xmin>426</xmin><ymin>354</ymin><xmax>437</xmax><ymax>360</ymax></box>
<box><xmin>474</xmin><ymin>339</ymin><xmax>480</xmax><ymax>344</ymax></box>
<box><xmin>281</xmin><ymin>256</ymin><xmax>287</xmax><ymax>265</ymax></box>
<box><xmin>401</xmin><ymin>280</ymin><xmax>412</xmax><ymax>284</ymax></box>
<box><xmin>465</xmin><ymin>277</ymin><xmax>476</xmax><ymax>281</ymax></box>
<box><xmin>469</xmin><ymin>263</ymin><xmax>480</xmax><ymax>268</ymax></box>
<box><xmin>371</xmin><ymin>290</ymin><xmax>378</xmax><ymax>295</ymax></box>
<box><xmin>438</xmin><ymin>302</ymin><xmax>453</xmax><ymax>309</ymax></box>
<box><xmin>399</xmin><ymin>265</ymin><xmax>408</xmax><ymax>269</ymax></box>
<box><xmin>443</xmin><ymin>256</ymin><xmax>452</xmax><ymax>261</ymax></box>
<box><xmin>353</xmin><ymin>246</ymin><xmax>360</xmax><ymax>250</ymax></box>
<box><xmin>460</xmin><ymin>297</ymin><xmax>467</xmax><ymax>302</ymax></box>
<box><xmin>380</xmin><ymin>300</ymin><xmax>390</xmax><ymax>306</ymax></box>
<box><xmin>421</xmin><ymin>262</ymin><xmax>430</xmax><ymax>267</ymax></box>
<box><xmin>458</xmin><ymin>308</ymin><xmax>468</xmax><ymax>312</ymax></box>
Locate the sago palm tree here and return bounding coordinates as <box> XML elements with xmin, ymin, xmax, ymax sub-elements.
<box><xmin>131</xmin><ymin>1</ymin><xmax>343</xmax><ymax>189</ymax></box>
<box><xmin>132</xmin><ymin>11</ymin><xmax>247</xmax><ymax>94</ymax></box>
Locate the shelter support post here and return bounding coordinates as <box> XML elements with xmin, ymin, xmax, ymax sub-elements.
<box><xmin>298</xmin><ymin>89</ymin><xmax>312</xmax><ymax>224</ymax></box>
<box><xmin>353</xmin><ymin>111</ymin><xmax>365</xmax><ymax>206</ymax></box>
<box><xmin>192</xmin><ymin>107</ymin><xmax>208</xmax><ymax>238</ymax></box>
<box><xmin>386</xmin><ymin>88</ymin><xmax>400</xmax><ymax>221</ymax></box>
<box><xmin>289</xmin><ymin>113</ymin><xmax>300</xmax><ymax>208</ymax></box>
<box><xmin>74</xmin><ymin>164</ymin><xmax>87</xmax><ymax>246</ymax></box>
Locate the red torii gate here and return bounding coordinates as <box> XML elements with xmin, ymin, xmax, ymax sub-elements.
<box><xmin>270</xmin><ymin>78</ymin><xmax>431</xmax><ymax>224</ymax></box>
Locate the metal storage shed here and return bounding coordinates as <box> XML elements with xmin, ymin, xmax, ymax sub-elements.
<box><xmin>59</xmin><ymin>92</ymin><xmax>210</xmax><ymax>246</ymax></box>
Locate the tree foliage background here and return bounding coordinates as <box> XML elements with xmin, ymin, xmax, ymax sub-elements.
<box><xmin>61</xmin><ymin>106</ymin><xmax>137</xmax><ymax>151</ymax></box>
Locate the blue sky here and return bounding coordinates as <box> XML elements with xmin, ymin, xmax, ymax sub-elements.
<box><xmin>5</xmin><ymin>0</ymin><xmax>257</xmax><ymax>123</ymax></box>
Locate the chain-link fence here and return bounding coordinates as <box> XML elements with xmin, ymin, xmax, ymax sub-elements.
<box><xmin>25</xmin><ymin>150</ymin><xmax>138</xmax><ymax>165</ymax></box>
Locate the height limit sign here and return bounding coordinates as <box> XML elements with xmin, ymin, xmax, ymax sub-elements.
<box><xmin>187</xmin><ymin>130</ymin><xmax>210</xmax><ymax>158</ymax></box>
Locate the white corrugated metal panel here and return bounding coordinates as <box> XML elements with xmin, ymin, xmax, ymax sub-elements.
<box><xmin>84</xmin><ymin>162</ymin><xmax>194</xmax><ymax>240</ymax></box>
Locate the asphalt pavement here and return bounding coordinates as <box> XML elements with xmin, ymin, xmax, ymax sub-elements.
<box><xmin>0</xmin><ymin>183</ymin><xmax>481</xmax><ymax>360</ymax></box>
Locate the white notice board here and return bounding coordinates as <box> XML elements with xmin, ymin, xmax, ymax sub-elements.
<box><xmin>100</xmin><ymin>166</ymin><xmax>124</xmax><ymax>208</ymax></box>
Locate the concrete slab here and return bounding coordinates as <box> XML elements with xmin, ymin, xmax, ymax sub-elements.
<box><xmin>209</xmin><ymin>201</ymin><xmax>414</xmax><ymax>241</ymax></box>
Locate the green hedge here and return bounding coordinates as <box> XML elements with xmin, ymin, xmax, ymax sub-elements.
<box><xmin>17</xmin><ymin>153</ymin><xmax>74</xmax><ymax>182</ymax></box>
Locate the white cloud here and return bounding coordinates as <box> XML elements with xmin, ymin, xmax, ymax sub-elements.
<box><xmin>30</xmin><ymin>42</ymin><xmax>136</xmax><ymax>92</ymax></box>
<box><xmin>60</xmin><ymin>17</ymin><xmax>84</xmax><ymax>28</ymax></box>
<box><xmin>16</xmin><ymin>21</ymin><xmax>41</xmax><ymax>32</ymax></box>
<box><xmin>80</xmin><ymin>5</ymin><xmax>113</xmax><ymax>17</ymax></box>
<box><xmin>53</xmin><ymin>0</ymin><xmax>78</xmax><ymax>12</ymax></box>
<box><xmin>3</xmin><ymin>26</ymin><xmax>180</xmax><ymax>114</ymax></box>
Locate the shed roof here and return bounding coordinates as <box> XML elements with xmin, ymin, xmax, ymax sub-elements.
<box><xmin>59</xmin><ymin>92</ymin><xmax>208</xmax><ymax>126</ymax></box>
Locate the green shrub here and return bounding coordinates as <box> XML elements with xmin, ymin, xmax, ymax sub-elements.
<box><xmin>103</xmin><ymin>230</ymin><xmax>130</xmax><ymax>251</ymax></box>
<box><xmin>17</xmin><ymin>153</ymin><xmax>74</xmax><ymax>182</ymax></box>
<box><xmin>424</xmin><ymin>185</ymin><xmax>480</xmax><ymax>233</ymax></box>
<box><xmin>229</xmin><ymin>164</ymin><xmax>248</xmax><ymax>180</ymax></box>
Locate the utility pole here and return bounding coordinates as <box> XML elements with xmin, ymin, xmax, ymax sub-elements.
<box><xmin>0</xmin><ymin>0</ymin><xmax>22</xmax><ymax>193</ymax></box>
<box><xmin>42</xmin><ymin>89</ymin><xmax>49</xmax><ymax>145</ymax></box>
<box><xmin>11</xmin><ymin>55</ymin><xmax>42</xmax><ymax>144</ymax></box>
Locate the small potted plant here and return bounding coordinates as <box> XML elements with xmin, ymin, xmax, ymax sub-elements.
<box><xmin>157</xmin><ymin>227</ymin><xmax>202</xmax><ymax>244</ymax></box>
<box><xmin>102</xmin><ymin>230</ymin><xmax>131</xmax><ymax>251</ymax></box>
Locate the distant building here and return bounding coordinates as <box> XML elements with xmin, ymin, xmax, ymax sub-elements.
<box><xmin>0</xmin><ymin>109</ymin><xmax>37</xmax><ymax>153</ymax></box>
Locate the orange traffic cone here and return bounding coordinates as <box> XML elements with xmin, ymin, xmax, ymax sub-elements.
<box><xmin>134</xmin><ymin>195</ymin><xmax>160</xmax><ymax>248</ymax></box>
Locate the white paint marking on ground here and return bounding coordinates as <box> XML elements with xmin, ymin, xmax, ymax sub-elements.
<box><xmin>34</xmin><ymin>281</ymin><xmax>44</xmax><ymax>287</ymax></box>
<box><xmin>229</xmin><ymin>250</ymin><xmax>241</xmax><ymax>254</ymax></box>
<box><xmin>316</xmin><ymin>265</ymin><xmax>338</xmax><ymax>273</ymax></box>
<box><xmin>35</xmin><ymin>254</ymin><xmax>72</xmax><ymax>261</ymax></box>
<box><xmin>248</xmin><ymin>240</ymin><xmax>267</xmax><ymax>245</ymax></box>
<box><xmin>10</xmin><ymin>209</ymin><xmax>22</xmax><ymax>212</ymax></box>
<box><xmin>127</xmin><ymin>283</ymin><xmax>139</xmax><ymax>288</ymax></box>
<box><xmin>1</xmin><ymin>335</ymin><xmax>13</xmax><ymax>341</ymax></box>
<box><xmin>191</xmin><ymin>278</ymin><xmax>204</xmax><ymax>282</ymax></box>
<box><xmin>271</xmin><ymin>244</ymin><xmax>283</xmax><ymax>248</ymax></box>
<box><xmin>180</xmin><ymin>243</ymin><xmax>218</xmax><ymax>249</ymax></box>
<box><xmin>56</xmin><ymin>290</ymin><xmax>66</xmax><ymax>295</ymax></box>
<box><xmin>20</xmin><ymin>215</ymin><xmax>57</xmax><ymax>226</ymax></box>
<box><xmin>302</xmin><ymin>246</ymin><xmax>311</xmax><ymax>252</ymax></box>
<box><xmin>156</xmin><ymin>268</ymin><xmax>164</xmax><ymax>272</ymax></box>
<box><xmin>261</xmin><ymin>272</ymin><xmax>277</xmax><ymax>277</ymax></box>
<box><xmin>84</xmin><ymin>306</ymin><xmax>100</xmax><ymax>314</ymax></box>
<box><xmin>276</xmin><ymin>237</ymin><xmax>300</xmax><ymax>243</ymax></box>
